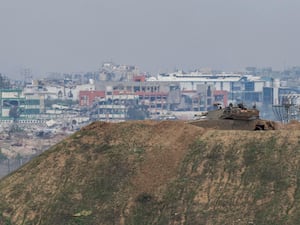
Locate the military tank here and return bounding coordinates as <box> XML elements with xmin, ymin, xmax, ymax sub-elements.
<box><xmin>189</xmin><ymin>103</ymin><xmax>276</xmax><ymax>130</ymax></box>
<box><xmin>219</xmin><ymin>103</ymin><xmax>259</xmax><ymax>120</ymax></box>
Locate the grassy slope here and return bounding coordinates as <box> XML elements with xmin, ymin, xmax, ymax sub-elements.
<box><xmin>0</xmin><ymin>121</ymin><xmax>299</xmax><ymax>224</ymax></box>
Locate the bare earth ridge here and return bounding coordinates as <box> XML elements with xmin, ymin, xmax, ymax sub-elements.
<box><xmin>0</xmin><ymin>120</ymin><xmax>300</xmax><ymax>224</ymax></box>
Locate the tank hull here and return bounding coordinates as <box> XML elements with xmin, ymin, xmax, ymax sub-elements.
<box><xmin>189</xmin><ymin>119</ymin><xmax>276</xmax><ymax>130</ymax></box>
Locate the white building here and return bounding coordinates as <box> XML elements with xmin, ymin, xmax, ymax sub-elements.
<box><xmin>148</xmin><ymin>70</ymin><xmax>266</xmax><ymax>104</ymax></box>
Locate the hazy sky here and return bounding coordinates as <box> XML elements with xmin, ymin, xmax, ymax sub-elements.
<box><xmin>1</xmin><ymin>0</ymin><xmax>300</xmax><ymax>78</ymax></box>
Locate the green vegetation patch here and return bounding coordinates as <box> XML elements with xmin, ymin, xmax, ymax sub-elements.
<box><xmin>39</xmin><ymin>144</ymin><xmax>132</xmax><ymax>225</ymax></box>
<box><xmin>242</xmin><ymin>136</ymin><xmax>289</xmax><ymax>190</ymax></box>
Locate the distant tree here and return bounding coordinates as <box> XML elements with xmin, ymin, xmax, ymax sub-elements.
<box><xmin>0</xmin><ymin>149</ymin><xmax>9</xmax><ymax>173</ymax></box>
<box><xmin>9</xmin><ymin>106</ymin><xmax>22</xmax><ymax>121</ymax></box>
<box><xmin>16</xmin><ymin>153</ymin><xmax>24</xmax><ymax>167</ymax></box>
<box><xmin>0</xmin><ymin>149</ymin><xmax>7</xmax><ymax>162</ymax></box>
<box><xmin>127</xmin><ymin>105</ymin><xmax>149</xmax><ymax>120</ymax></box>
<box><xmin>0</xmin><ymin>74</ymin><xmax>11</xmax><ymax>89</ymax></box>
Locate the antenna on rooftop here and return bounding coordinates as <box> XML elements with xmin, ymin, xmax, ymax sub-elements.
<box><xmin>272</xmin><ymin>93</ymin><xmax>300</xmax><ymax>123</ymax></box>
<box><xmin>22</xmin><ymin>68</ymin><xmax>32</xmax><ymax>86</ymax></box>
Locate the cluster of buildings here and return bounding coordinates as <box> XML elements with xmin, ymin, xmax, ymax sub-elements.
<box><xmin>0</xmin><ymin>63</ymin><xmax>299</xmax><ymax>178</ymax></box>
<box><xmin>2</xmin><ymin>62</ymin><xmax>300</xmax><ymax>127</ymax></box>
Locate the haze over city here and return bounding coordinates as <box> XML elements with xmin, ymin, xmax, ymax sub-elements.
<box><xmin>1</xmin><ymin>0</ymin><xmax>300</xmax><ymax>78</ymax></box>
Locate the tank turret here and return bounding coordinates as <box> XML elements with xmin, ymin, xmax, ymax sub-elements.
<box><xmin>219</xmin><ymin>103</ymin><xmax>259</xmax><ymax>121</ymax></box>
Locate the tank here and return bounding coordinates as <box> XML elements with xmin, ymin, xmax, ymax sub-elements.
<box><xmin>189</xmin><ymin>103</ymin><xmax>276</xmax><ymax>131</ymax></box>
<box><xmin>219</xmin><ymin>103</ymin><xmax>259</xmax><ymax>121</ymax></box>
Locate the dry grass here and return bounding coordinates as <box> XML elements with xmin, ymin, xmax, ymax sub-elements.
<box><xmin>0</xmin><ymin>120</ymin><xmax>299</xmax><ymax>224</ymax></box>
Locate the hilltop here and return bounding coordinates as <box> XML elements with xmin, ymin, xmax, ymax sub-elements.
<box><xmin>0</xmin><ymin>120</ymin><xmax>300</xmax><ymax>224</ymax></box>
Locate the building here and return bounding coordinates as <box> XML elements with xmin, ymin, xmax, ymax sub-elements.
<box><xmin>0</xmin><ymin>89</ymin><xmax>43</xmax><ymax>121</ymax></box>
<box><xmin>149</xmin><ymin>70</ymin><xmax>266</xmax><ymax>106</ymax></box>
<box><xmin>0</xmin><ymin>89</ymin><xmax>24</xmax><ymax>119</ymax></box>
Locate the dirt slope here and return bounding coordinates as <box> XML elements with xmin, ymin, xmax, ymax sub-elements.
<box><xmin>0</xmin><ymin>120</ymin><xmax>300</xmax><ymax>224</ymax></box>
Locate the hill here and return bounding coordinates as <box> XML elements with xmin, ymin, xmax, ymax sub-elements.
<box><xmin>0</xmin><ymin>120</ymin><xmax>300</xmax><ymax>224</ymax></box>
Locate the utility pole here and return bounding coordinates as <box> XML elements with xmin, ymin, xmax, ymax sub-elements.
<box><xmin>22</xmin><ymin>68</ymin><xmax>32</xmax><ymax>87</ymax></box>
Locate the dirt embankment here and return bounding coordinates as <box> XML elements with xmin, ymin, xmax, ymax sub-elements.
<box><xmin>0</xmin><ymin>120</ymin><xmax>299</xmax><ymax>224</ymax></box>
